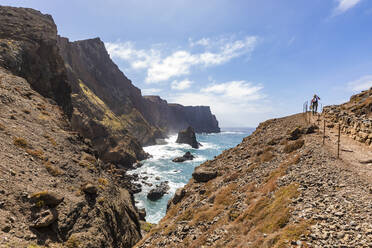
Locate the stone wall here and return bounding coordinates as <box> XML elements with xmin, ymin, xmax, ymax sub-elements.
<box><xmin>322</xmin><ymin>87</ymin><xmax>372</xmax><ymax>147</ymax></box>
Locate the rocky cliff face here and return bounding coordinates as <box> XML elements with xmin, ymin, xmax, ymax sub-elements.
<box><xmin>143</xmin><ymin>96</ymin><xmax>220</xmax><ymax>134</ymax></box>
<box><xmin>0</xmin><ymin>6</ymin><xmax>72</xmax><ymax>117</ymax></box>
<box><xmin>323</xmin><ymin>87</ymin><xmax>372</xmax><ymax>147</ymax></box>
<box><xmin>0</xmin><ymin>6</ymin><xmax>142</xmax><ymax>247</ymax></box>
<box><xmin>0</xmin><ymin>67</ymin><xmax>141</xmax><ymax>247</ymax></box>
<box><xmin>56</xmin><ymin>37</ymin><xmax>219</xmax><ymax>167</ymax></box>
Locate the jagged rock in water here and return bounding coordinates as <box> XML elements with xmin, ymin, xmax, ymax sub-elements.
<box><xmin>172</xmin><ymin>151</ymin><xmax>195</xmax><ymax>162</ymax></box>
<box><xmin>192</xmin><ymin>167</ymin><xmax>217</xmax><ymax>182</ymax></box>
<box><xmin>176</xmin><ymin>127</ymin><xmax>200</xmax><ymax>148</ymax></box>
<box><xmin>147</xmin><ymin>182</ymin><xmax>170</xmax><ymax>201</ymax></box>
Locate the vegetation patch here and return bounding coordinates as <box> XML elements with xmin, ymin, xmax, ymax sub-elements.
<box><xmin>26</xmin><ymin>149</ymin><xmax>44</xmax><ymax>160</ymax></box>
<box><xmin>13</xmin><ymin>137</ymin><xmax>28</xmax><ymax>148</ymax></box>
<box><xmin>45</xmin><ymin>162</ymin><xmax>63</xmax><ymax>176</ymax></box>
<box><xmin>141</xmin><ymin>222</ymin><xmax>155</xmax><ymax>233</ymax></box>
<box><xmin>65</xmin><ymin>234</ymin><xmax>81</xmax><ymax>248</ymax></box>
<box><xmin>260</xmin><ymin>150</ymin><xmax>274</xmax><ymax>162</ymax></box>
<box><xmin>283</xmin><ymin>139</ymin><xmax>304</xmax><ymax>153</ymax></box>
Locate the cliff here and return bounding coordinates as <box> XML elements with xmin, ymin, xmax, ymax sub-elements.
<box><xmin>56</xmin><ymin>37</ymin><xmax>219</xmax><ymax>166</ymax></box>
<box><xmin>0</xmin><ymin>6</ymin><xmax>142</xmax><ymax>247</ymax></box>
<box><xmin>137</xmin><ymin>113</ymin><xmax>372</xmax><ymax>247</ymax></box>
<box><xmin>143</xmin><ymin>96</ymin><xmax>220</xmax><ymax>133</ymax></box>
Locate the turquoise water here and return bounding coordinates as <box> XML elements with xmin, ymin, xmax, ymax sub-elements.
<box><xmin>128</xmin><ymin>127</ymin><xmax>254</xmax><ymax>223</ymax></box>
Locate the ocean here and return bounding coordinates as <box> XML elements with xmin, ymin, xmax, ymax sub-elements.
<box><xmin>128</xmin><ymin>127</ymin><xmax>255</xmax><ymax>223</ymax></box>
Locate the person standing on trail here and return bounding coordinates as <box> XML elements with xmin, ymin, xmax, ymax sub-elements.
<box><xmin>311</xmin><ymin>94</ymin><xmax>321</xmax><ymax>114</ymax></box>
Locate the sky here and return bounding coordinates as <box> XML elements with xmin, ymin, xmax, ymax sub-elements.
<box><xmin>1</xmin><ymin>0</ymin><xmax>372</xmax><ymax>127</ymax></box>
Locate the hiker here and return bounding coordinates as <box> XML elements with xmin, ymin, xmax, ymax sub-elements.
<box><xmin>311</xmin><ymin>94</ymin><xmax>320</xmax><ymax>114</ymax></box>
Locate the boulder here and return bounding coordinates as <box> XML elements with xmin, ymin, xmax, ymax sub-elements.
<box><xmin>172</xmin><ymin>188</ymin><xmax>186</xmax><ymax>205</ymax></box>
<box><xmin>172</xmin><ymin>151</ymin><xmax>195</xmax><ymax>163</ymax></box>
<box><xmin>138</xmin><ymin>208</ymin><xmax>146</xmax><ymax>221</ymax></box>
<box><xmin>176</xmin><ymin>127</ymin><xmax>200</xmax><ymax>149</ymax></box>
<box><xmin>303</xmin><ymin>124</ymin><xmax>318</xmax><ymax>134</ymax></box>
<box><xmin>147</xmin><ymin>182</ymin><xmax>170</xmax><ymax>201</ymax></box>
<box><xmin>82</xmin><ymin>183</ymin><xmax>98</xmax><ymax>195</ymax></box>
<box><xmin>192</xmin><ymin>167</ymin><xmax>217</xmax><ymax>182</ymax></box>
<box><xmin>31</xmin><ymin>208</ymin><xmax>58</xmax><ymax>228</ymax></box>
<box><xmin>288</xmin><ymin>127</ymin><xmax>302</xmax><ymax>140</ymax></box>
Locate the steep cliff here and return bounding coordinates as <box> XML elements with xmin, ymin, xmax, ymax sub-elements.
<box><xmin>0</xmin><ymin>6</ymin><xmax>72</xmax><ymax>117</ymax></box>
<box><xmin>0</xmin><ymin>6</ymin><xmax>142</xmax><ymax>247</ymax></box>
<box><xmin>143</xmin><ymin>96</ymin><xmax>220</xmax><ymax>133</ymax></box>
<box><xmin>57</xmin><ymin>37</ymin><xmax>164</xmax><ymax>146</ymax></box>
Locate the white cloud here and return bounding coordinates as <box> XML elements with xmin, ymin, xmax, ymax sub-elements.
<box><xmin>347</xmin><ymin>75</ymin><xmax>372</xmax><ymax>92</ymax></box>
<box><xmin>141</xmin><ymin>88</ymin><xmax>162</xmax><ymax>95</ymax></box>
<box><xmin>201</xmin><ymin>81</ymin><xmax>263</xmax><ymax>100</ymax></box>
<box><xmin>167</xmin><ymin>80</ymin><xmax>269</xmax><ymax>127</ymax></box>
<box><xmin>189</xmin><ymin>38</ymin><xmax>210</xmax><ymax>47</ymax></box>
<box><xmin>105</xmin><ymin>41</ymin><xmax>161</xmax><ymax>69</ymax></box>
<box><xmin>333</xmin><ymin>0</ymin><xmax>362</xmax><ymax>15</ymax></box>
<box><xmin>105</xmin><ymin>36</ymin><xmax>258</xmax><ymax>83</ymax></box>
<box><xmin>171</xmin><ymin>79</ymin><xmax>193</xmax><ymax>90</ymax></box>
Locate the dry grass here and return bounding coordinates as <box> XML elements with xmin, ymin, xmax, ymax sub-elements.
<box><xmin>98</xmin><ymin>177</ymin><xmax>108</xmax><ymax>186</ymax></box>
<box><xmin>261</xmin><ymin>150</ymin><xmax>274</xmax><ymax>162</ymax></box>
<box><xmin>13</xmin><ymin>137</ymin><xmax>28</xmax><ymax>148</ymax></box>
<box><xmin>65</xmin><ymin>235</ymin><xmax>81</xmax><ymax>248</ymax></box>
<box><xmin>26</xmin><ymin>149</ymin><xmax>45</xmax><ymax>160</ymax></box>
<box><xmin>41</xmin><ymin>110</ymin><xmax>50</xmax><ymax>116</ymax></box>
<box><xmin>45</xmin><ymin>162</ymin><xmax>63</xmax><ymax>176</ymax></box>
<box><xmin>283</xmin><ymin>139</ymin><xmax>304</xmax><ymax>153</ymax></box>
<box><xmin>0</xmin><ymin>122</ymin><xmax>5</xmax><ymax>131</ymax></box>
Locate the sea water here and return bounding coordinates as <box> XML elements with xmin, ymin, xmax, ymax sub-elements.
<box><xmin>128</xmin><ymin>127</ymin><xmax>254</xmax><ymax>223</ymax></box>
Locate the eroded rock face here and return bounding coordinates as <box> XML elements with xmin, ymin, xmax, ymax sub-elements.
<box><xmin>143</xmin><ymin>96</ymin><xmax>220</xmax><ymax>133</ymax></box>
<box><xmin>323</xmin><ymin>88</ymin><xmax>372</xmax><ymax>147</ymax></box>
<box><xmin>0</xmin><ymin>6</ymin><xmax>72</xmax><ymax>117</ymax></box>
<box><xmin>176</xmin><ymin>127</ymin><xmax>200</xmax><ymax>148</ymax></box>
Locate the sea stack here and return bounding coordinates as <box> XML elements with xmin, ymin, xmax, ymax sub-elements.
<box><xmin>176</xmin><ymin>126</ymin><xmax>200</xmax><ymax>148</ymax></box>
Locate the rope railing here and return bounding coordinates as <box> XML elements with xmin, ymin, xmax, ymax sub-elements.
<box><xmin>304</xmin><ymin>103</ymin><xmax>342</xmax><ymax>159</ymax></box>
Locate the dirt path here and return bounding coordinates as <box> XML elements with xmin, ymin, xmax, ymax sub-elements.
<box><xmin>309</xmin><ymin>113</ymin><xmax>372</xmax><ymax>184</ymax></box>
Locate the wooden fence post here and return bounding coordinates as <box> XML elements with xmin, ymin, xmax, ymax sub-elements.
<box><xmin>337</xmin><ymin>123</ymin><xmax>341</xmax><ymax>158</ymax></box>
<box><xmin>323</xmin><ymin>119</ymin><xmax>326</xmax><ymax>145</ymax></box>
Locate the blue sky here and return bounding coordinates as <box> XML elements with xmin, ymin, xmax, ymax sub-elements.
<box><xmin>1</xmin><ymin>0</ymin><xmax>372</xmax><ymax>127</ymax></box>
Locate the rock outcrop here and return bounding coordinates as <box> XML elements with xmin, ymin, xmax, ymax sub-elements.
<box><xmin>172</xmin><ymin>151</ymin><xmax>195</xmax><ymax>163</ymax></box>
<box><xmin>323</xmin><ymin>87</ymin><xmax>372</xmax><ymax>147</ymax></box>
<box><xmin>143</xmin><ymin>96</ymin><xmax>220</xmax><ymax>133</ymax></box>
<box><xmin>147</xmin><ymin>182</ymin><xmax>170</xmax><ymax>201</ymax></box>
<box><xmin>176</xmin><ymin>126</ymin><xmax>200</xmax><ymax>148</ymax></box>
<box><xmin>0</xmin><ymin>6</ymin><xmax>72</xmax><ymax>117</ymax></box>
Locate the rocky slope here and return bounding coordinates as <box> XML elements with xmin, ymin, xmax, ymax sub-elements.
<box><xmin>0</xmin><ymin>66</ymin><xmax>142</xmax><ymax>247</ymax></box>
<box><xmin>0</xmin><ymin>6</ymin><xmax>143</xmax><ymax>247</ymax></box>
<box><xmin>136</xmin><ymin>113</ymin><xmax>372</xmax><ymax>247</ymax></box>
